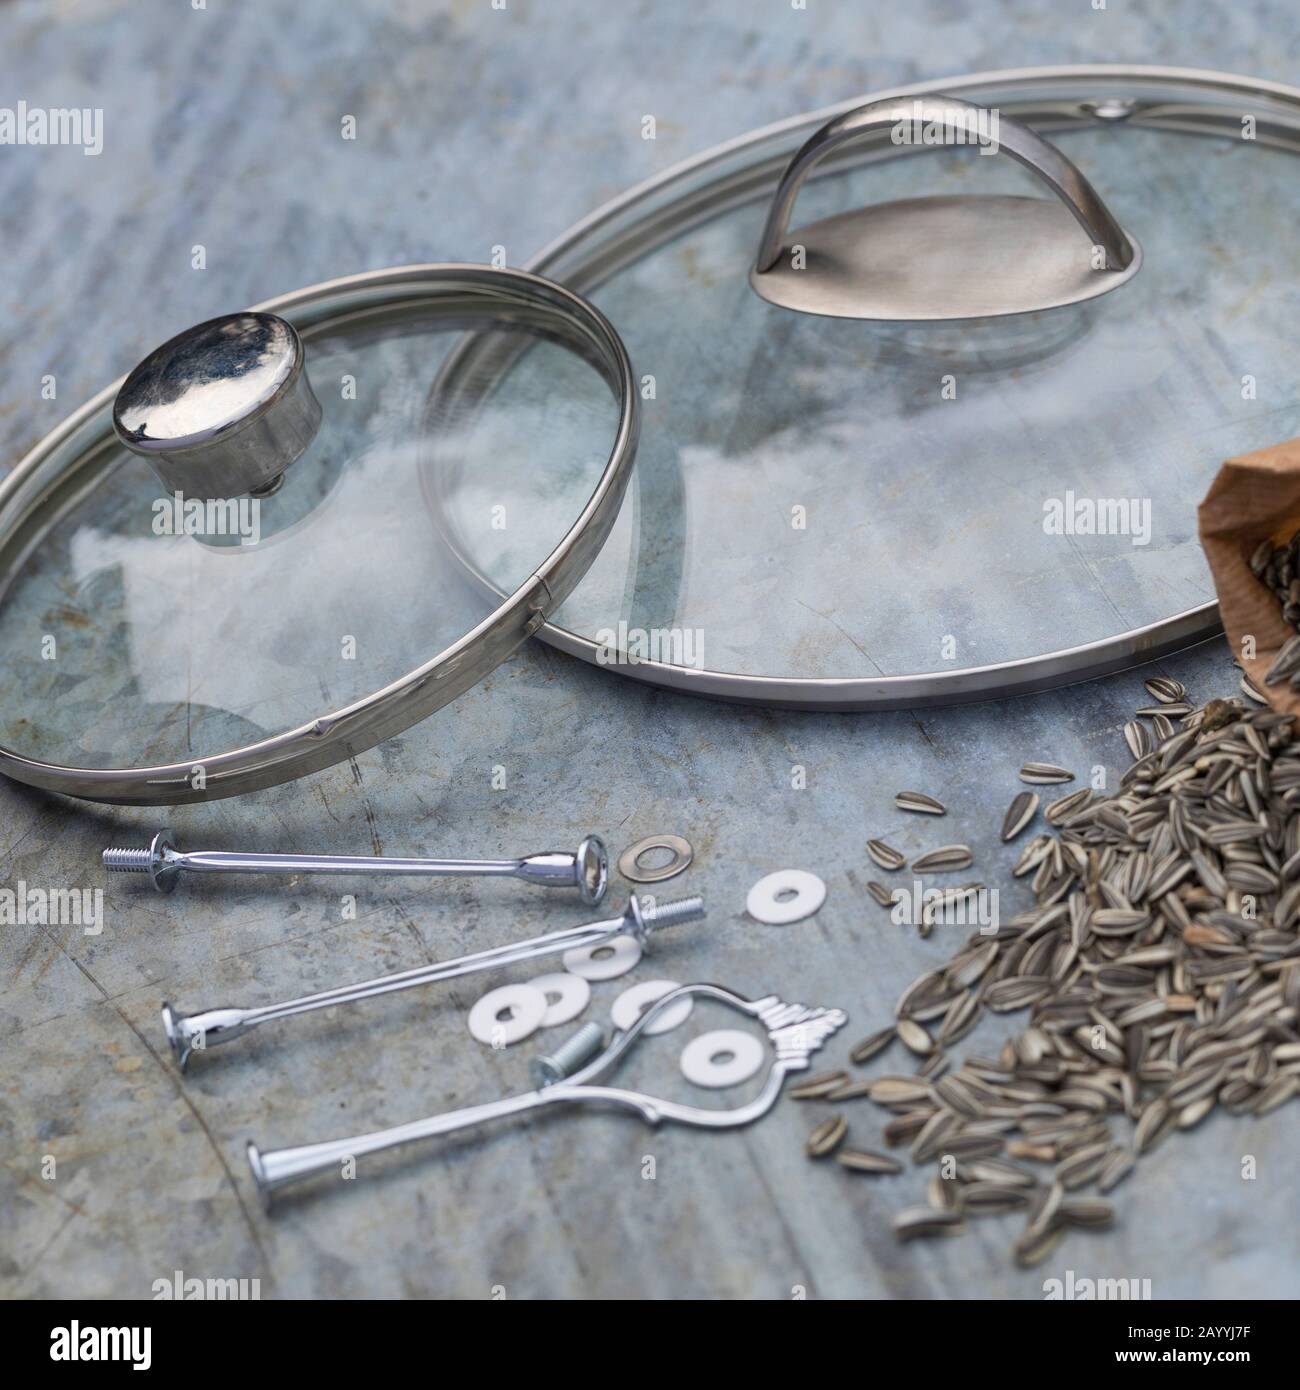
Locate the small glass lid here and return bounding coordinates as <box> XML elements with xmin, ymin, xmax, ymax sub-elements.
<box><xmin>0</xmin><ymin>267</ymin><xmax>636</xmax><ymax>802</ymax></box>
<box><xmin>445</xmin><ymin>66</ymin><xmax>1300</xmax><ymax>708</ymax></box>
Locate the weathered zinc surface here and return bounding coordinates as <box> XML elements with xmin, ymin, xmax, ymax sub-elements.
<box><xmin>2</xmin><ymin>0</ymin><xmax>1298</xmax><ymax>1299</ymax></box>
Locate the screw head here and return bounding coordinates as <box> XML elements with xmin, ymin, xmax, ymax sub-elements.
<box><xmin>161</xmin><ymin>1001</ymin><xmax>192</xmax><ymax>1069</ymax></box>
<box><xmin>148</xmin><ymin>828</ymin><xmax>182</xmax><ymax>893</ymax></box>
<box><xmin>576</xmin><ymin>834</ymin><xmax>609</xmax><ymax>906</ymax></box>
<box><xmin>622</xmin><ymin>893</ymin><xmax>649</xmax><ymax>945</ymax></box>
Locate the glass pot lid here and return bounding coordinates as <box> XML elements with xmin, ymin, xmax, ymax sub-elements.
<box><xmin>435</xmin><ymin>65</ymin><xmax>1300</xmax><ymax>710</ymax></box>
<box><xmin>0</xmin><ymin>266</ymin><xmax>637</xmax><ymax>803</ymax></box>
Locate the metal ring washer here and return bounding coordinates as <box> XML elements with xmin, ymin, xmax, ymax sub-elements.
<box><xmin>618</xmin><ymin>833</ymin><xmax>694</xmax><ymax>884</ymax></box>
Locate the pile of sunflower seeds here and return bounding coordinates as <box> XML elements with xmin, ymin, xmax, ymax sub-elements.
<box><xmin>1250</xmin><ymin>533</ymin><xmax>1300</xmax><ymax>627</ymax></box>
<box><xmin>807</xmin><ymin>677</ymin><xmax>1300</xmax><ymax>1267</ymax></box>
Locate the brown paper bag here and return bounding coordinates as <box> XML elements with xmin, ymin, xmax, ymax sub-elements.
<box><xmin>1198</xmin><ymin>437</ymin><xmax>1300</xmax><ymax>715</ymax></box>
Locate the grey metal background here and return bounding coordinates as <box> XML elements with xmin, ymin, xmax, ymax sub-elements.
<box><xmin>2</xmin><ymin>0</ymin><xmax>1298</xmax><ymax>1300</ymax></box>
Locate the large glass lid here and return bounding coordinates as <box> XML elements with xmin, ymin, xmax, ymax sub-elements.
<box><xmin>441</xmin><ymin>67</ymin><xmax>1300</xmax><ymax>709</ymax></box>
<box><xmin>0</xmin><ymin>267</ymin><xmax>636</xmax><ymax>803</ymax></box>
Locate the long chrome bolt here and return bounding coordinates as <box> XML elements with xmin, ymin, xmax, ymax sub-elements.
<box><xmin>104</xmin><ymin>828</ymin><xmax>609</xmax><ymax>906</ymax></box>
<box><xmin>162</xmin><ymin>892</ymin><xmax>706</xmax><ymax>1072</ymax></box>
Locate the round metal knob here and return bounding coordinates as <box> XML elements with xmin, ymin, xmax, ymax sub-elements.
<box><xmin>112</xmin><ymin>312</ymin><xmax>321</xmax><ymax>499</ymax></box>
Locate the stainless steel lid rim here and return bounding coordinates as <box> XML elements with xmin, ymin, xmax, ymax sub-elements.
<box><xmin>0</xmin><ymin>264</ymin><xmax>639</xmax><ymax>804</ymax></box>
<box><xmin>534</xmin><ymin>602</ymin><xmax>1223</xmax><ymax>712</ymax></box>
<box><xmin>0</xmin><ymin>575</ymin><xmax>552</xmax><ymax>804</ymax></box>
<box><xmin>508</xmin><ymin>63</ymin><xmax>1300</xmax><ymax>708</ymax></box>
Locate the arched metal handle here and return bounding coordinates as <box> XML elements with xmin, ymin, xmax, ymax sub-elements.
<box><xmin>755</xmin><ymin>95</ymin><xmax>1135</xmax><ymax>275</ymax></box>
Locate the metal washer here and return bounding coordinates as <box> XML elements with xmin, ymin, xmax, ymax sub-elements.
<box><xmin>618</xmin><ymin>833</ymin><xmax>694</xmax><ymax>884</ymax></box>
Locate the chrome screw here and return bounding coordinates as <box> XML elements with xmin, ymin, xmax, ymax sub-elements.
<box><xmin>104</xmin><ymin>828</ymin><xmax>609</xmax><ymax>906</ymax></box>
<box><xmin>531</xmin><ymin>1021</ymin><xmax>609</xmax><ymax>1088</ymax></box>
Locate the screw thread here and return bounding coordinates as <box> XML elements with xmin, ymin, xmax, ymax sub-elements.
<box><xmin>531</xmin><ymin>1020</ymin><xmax>607</xmax><ymax>1087</ymax></box>
<box><xmin>642</xmin><ymin>895</ymin><xmax>706</xmax><ymax>930</ymax></box>
<box><xmin>103</xmin><ymin>846</ymin><xmax>154</xmax><ymax>873</ymax></box>
<box><xmin>549</xmin><ymin>1021</ymin><xmax>607</xmax><ymax>1074</ymax></box>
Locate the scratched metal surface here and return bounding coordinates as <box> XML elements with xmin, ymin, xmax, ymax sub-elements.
<box><xmin>2</xmin><ymin>0</ymin><xmax>1299</xmax><ymax>1300</ymax></box>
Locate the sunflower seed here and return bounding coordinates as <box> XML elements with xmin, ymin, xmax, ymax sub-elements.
<box><xmin>789</xmin><ymin>1070</ymin><xmax>849</xmax><ymax>1100</ymax></box>
<box><xmin>837</xmin><ymin>1148</ymin><xmax>904</xmax><ymax>1175</ymax></box>
<box><xmin>882</xmin><ymin>1112</ymin><xmax>932</xmax><ymax>1147</ymax></box>
<box><xmin>1177</xmin><ymin>1096</ymin><xmax>1216</xmax><ymax>1129</ymax></box>
<box><xmin>911</xmin><ymin>1110</ymin><xmax>960</xmax><ymax>1163</ymax></box>
<box><xmin>1151</xmin><ymin>712</ymin><xmax>1176</xmax><ymax>741</ymax></box>
<box><xmin>1144</xmin><ymin>676</ymin><xmax>1186</xmax><ymax>704</ymax></box>
<box><xmin>1252</xmin><ymin>1075</ymin><xmax>1299</xmax><ymax>1114</ymax></box>
<box><xmin>962</xmin><ymin>1182</ymin><xmax>1032</xmax><ymax>1212</ymax></box>
<box><xmin>912</xmin><ymin>844</ymin><xmax>974</xmax><ymax>873</ymax></box>
<box><xmin>1264</xmin><ymin>634</ymin><xmax>1300</xmax><ymax>685</ymax></box>
<box><xmin>897</xmin><ymin>1018</ymin><xmax>935</xmax><ymax>1056</ymax></box>
<box><xmin>928</xmin><ymin>1174</ymin><xmax>963</xmax><ymax>1210</ymax></box>
<box><xmin>867</xmin><ymin>839</ymin><xmax>906</xmax><ymax>871</ymax></box>
<box><xmin>1124</xmin><ymin>720</ymin><xmax>1150</xmax><ymax>760</ymax></box>
<box><xmin>1059</xmin><ymin>1197</ymin><xmax>1115</xmax><ymax>1229</ymax></box>
<box><xmin>1097</xmin><ymin>1147</ymin><xmax>1136</xmax><ymax>1193</ymax></box>
<box><xmin>1134</xmin><ymin>1097</ymin><xmax>1174</xmax><ymax>1153</ymax></box>
<box><xmin>893</xmin><ymin>1206</ymin><xmax>965</xmax><ymax>1241</ymax></box>
<box><xmin>1055</xmin><ymin>1141</ymin><xmax>1109</xmax><ymax>1189</ymax></box>
<box><xmin>1241</xmin><ymin>672</ymin><xmax>1266</xmax><ymax>705</ymax></box>
<box><xmin>1045</xmin><ymin>788</ymin><xmax>1091</xmax><ymax>825</ymax></box>
<box><xmin>826</xmin><ymin>1079</ymin><xmax>876</xmax><ymax>1102</ymax></box>
<box><xmin>984</xmin><ymin>977</ymin><xmax>1051</xmax><ymax>1011</ymax></box>
<box><xmin>896</xmin><ymin>791</ymin><xmax>946</xmax><ymax>815</ymax></box>
<box><xmin>866</xmin><ymin>880</ymin><xmax>896</xmax><ymax>908</ymax></box>
<box><xmin>946</xmin><ymin>942</ymin><xmax>998</xmax><ymax>991</ymax></box>
<box><xmin>868</xmin><ymin>1077</ymin><xmax>934</xmax><ymax>1106</ymax></box>
<box><xmin>1013</xmin><ymin>1222</ymin><xmax>1065</xmax><ymax>1267</ymax></box>
<box><xmin>1007</xmin><ymin>1140</ymin><xmax>1058</xmax><ymax>1162</ymax></box>
<box><xmin>849</xmin><ymin>1027</ymin><xmax>896</xmax><ymax>1065</ymax></box>
<box><xmin>937</xmin><ymin>1134</ymin><xmax>1006</xmax><ymax>1160</ymax></box>
<box><xmin>805</xmin><ymin>1115</ymin><xmax>848</xmax><ymax>1157</ymax></box>
<box><xmin>1026</xmin><ymin>1180</ymin><xmax>1065</xmax><ymax>1234</ymax></box>
<box><xmin>1002</xmin><ymin>791</ymin><xmax>1040</xmax><ymax>842</ymax></box>
<box><xmin>1020</xmin><ymin>763</ymin><xmax>1075</xmax><ymax>785</ymax></box>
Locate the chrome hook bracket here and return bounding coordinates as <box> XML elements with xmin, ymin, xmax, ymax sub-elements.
<box><xmin>247</xmin><ymin>983</ymin><xmax>848</xmax><ymax>1207</ymax></box>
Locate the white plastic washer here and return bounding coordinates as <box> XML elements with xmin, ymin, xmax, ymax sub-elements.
<box><xmin>562</xmin><ymin>932</ymin><xmax>642</xmax><ymax>981</ymax></box>
<box><xmin>746</xmin><ymin>868</ymin><xmax>827</xmax><ymax>925</ymax></box>
<box><xmin>467</xmin><ymin>983</ymin><xmax>547</xmax><ymax>1047</ymax></box>
<box><xmin>679</xmin><ymin>1029</ymin><xmax>766</xmax><ymax>1089</ymax></box>
<box><xmin>528</xmin><ymin>971</ymin><xmax>591</xmax><ymax>1028</ymax></box>
<box><xmin>610</xmin><ymin>979</ymin><xmax>693</xmax><ymax>1036</ymax></box>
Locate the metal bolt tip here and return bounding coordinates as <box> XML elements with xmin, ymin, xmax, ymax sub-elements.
<box><xmin>102</xmin><ymin>846</ymin><xmax>154</xmax><ymax>872</ymax></box>
<box><xmin>643</xmin><ymin>895</ymin><xmax>706</xmax><ymax>927</ymax></box>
